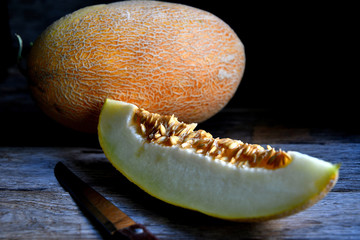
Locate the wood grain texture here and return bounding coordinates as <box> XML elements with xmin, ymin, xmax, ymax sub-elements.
<box><xmin>0</xmin><ymin>145</ymin><xmax>359</xmax><ymax>239</ymax></box>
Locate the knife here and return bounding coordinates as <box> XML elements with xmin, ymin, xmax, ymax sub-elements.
<box><xmin>54</xmin><ymin>161</ymin><xmax>158</xmax><ymax>240</ymax></box>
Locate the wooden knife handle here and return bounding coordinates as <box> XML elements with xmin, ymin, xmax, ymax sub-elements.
<box><xmin>112</xmin><ymin>223</ymin><xmax>159</xmax><ymax>240</ymax></box>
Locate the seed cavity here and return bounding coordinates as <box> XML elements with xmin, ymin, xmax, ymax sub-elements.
<box><xmin>132</xmin><ymin>108</ymin><xmax>291</xmax><ymax>170</ymax></box>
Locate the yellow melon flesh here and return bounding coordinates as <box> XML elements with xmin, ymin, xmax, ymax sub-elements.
<box><xmin>98</xmin><ymin>99</ymin><xmax>339</xmax><ymax>221</ymax></box>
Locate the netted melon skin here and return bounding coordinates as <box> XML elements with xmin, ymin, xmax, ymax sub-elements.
<box><xmin>28</xmin><ymin>1</ymin><xmax>245</xmax><ymax>132</ymax></box>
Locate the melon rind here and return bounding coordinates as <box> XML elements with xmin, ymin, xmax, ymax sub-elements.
<box><xmin>98</xmin><ymin>99</ymin><xmax>339</xmax><ymax>221</ymax></box>
<box><xmin>28</xmin><ymin>1</ymin><xmax>245</xmax><ymax>133</ymax></box>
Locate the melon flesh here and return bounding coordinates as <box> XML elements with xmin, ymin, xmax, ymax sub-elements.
<box><xmin>98</xmin><ymin>99</ymin><xmax>339</xmax><ymax>221</ymax></box>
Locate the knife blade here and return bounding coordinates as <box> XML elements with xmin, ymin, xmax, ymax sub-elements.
<box><xmin>54</xmin><ymin>161</ymin><xmax>158</xmax><ymax>240</ymax></box>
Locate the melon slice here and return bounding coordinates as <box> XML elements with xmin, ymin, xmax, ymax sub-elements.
<box><xmin>98</xmin><ymin>99</ymin><xmax>339</xmax><ymax>221</ymax></box>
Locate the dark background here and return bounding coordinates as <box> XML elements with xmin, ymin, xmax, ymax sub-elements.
<box><xmin>2</xmin><ymin>0</ymin><xmax>357</xmax><ymax>127</ymax></box>
<box><xmin>1</xmin><ymin>3</ymin><xmax>360</xmax><ymax>239</ymax></box>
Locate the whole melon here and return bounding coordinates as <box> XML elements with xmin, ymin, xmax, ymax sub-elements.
<box><xmin>28</xmin><ymin>0</ymin><xmax>245</xmax><ymax>132</ymax></box>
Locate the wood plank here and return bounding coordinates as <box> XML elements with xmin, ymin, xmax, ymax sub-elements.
<box><xmin>0</xmin><ymin>144</ymin><xmax>359</xmax><ymax>239</ymax></box>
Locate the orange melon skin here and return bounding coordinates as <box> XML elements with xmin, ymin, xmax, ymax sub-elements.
<box><xmin>27</xmin><ymin>1</ymin><xmax>245</xmax><ymax>133</ymax></box>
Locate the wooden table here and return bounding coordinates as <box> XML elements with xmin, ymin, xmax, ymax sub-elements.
<box><xmin>1</xmin><ymin>69</ymin><xmax>359</xmax><ymax>239</ymax></box>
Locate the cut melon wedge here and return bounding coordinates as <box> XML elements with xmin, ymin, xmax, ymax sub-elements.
<box><xmin>98</xmin><ymin>99</ymin><xmax>339</xmax><ymax>221</ymax></box>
